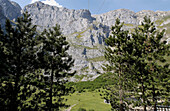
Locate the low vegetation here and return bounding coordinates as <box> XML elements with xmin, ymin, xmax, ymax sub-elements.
<box><xmin>67</xmin><ymin>72</ymin><xmax>113</xmax><ymax>92</ymax></box>
<box><xmin>124</xmin><ymin>23</ymin><xmax>134</xmax><ymax>27</ymax></box>
<box><xmin>87</xmin><ymin>56</ymin><xmax>105</xmax><ymax>62</ymax></box>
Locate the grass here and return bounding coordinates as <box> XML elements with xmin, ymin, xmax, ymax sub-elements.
<box><xmin>166</xmin><ymin>27</ymin><xmax>170</xmax><ymax>35</ymax></box>
<box><xmin>66</xmin><ymin>72</ymin><xmax>114</xmax><ymax>92</ymax></box>
<box><xmin>71</xmin><ymin>29</ymin><xmax>87</xmax><ymax>38</ymax></box>
<box><xmin>138</xmin><ymin>25</ymin><xmax>143</xmax><ymax>29</ymax></box>
<box><xmin>87</xmin><ymin>56</ymin><xmax>105</xmax><ymax>62</ymax></box>
<box><xmin>155</xmin><ymin>15</ymin><xmax>170</xmax><ymax>26</ymax></box>
<box><xmin>124</xmin><ymin>23</ymin><xmax>134</xmax><ymax>27</ymax></box>
<box><xmin>71</xmin><ymin>26</ymin><xmax>93</xmax><ymax>38</ymax></box>
<box><xmin>63</xmin><ymin>72</ymin><xmax>114</xmax><ymax>111</ymax></box>
<box><xmin>74</xmin><ymin>74</ymin><xmax>88</xmax><ymax>80</ymax></box>
<box><xmin>70</xmin><ymin>44</ymin><xmax>98</xmax><ymax>50</ymax></box>
<box><xmin>162</xmin><ymin>23</ymin><xmax>170</xmax><ymax>28</ymax></box>
<box><xmin>77</xmin><ymin>34</ymin><xmax>83</xmax><ymax>38</ymax></box>
<box><xmin>155</xmin><ymin>19</ymin><xmax>164</xmax><ymax>26</ymax></box>
<box><xmin>63</xmin><ymin>91</ymin><xmax>111</xmax><ymax>111</ymax></box>
<box><xmin>162</xmin><ymin>15</ymin><xmax>170</xmax><ymax>21</ymax></box>
<box><xmin>81</xmin><ymin>66</ymin><xmax>89</xmax><ymax>71</ymax></box>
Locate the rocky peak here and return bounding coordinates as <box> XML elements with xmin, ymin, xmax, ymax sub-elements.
<box><xmin>93</xmin><ymin>9</ymin><xmax>138</xmax><ymax>27</ymax></box>
<box><xmin>23</xmin><ymin>1</ymin><xmax>94</xmax><ymax>34</ymax></box>
<box><xmin>0</xmin><ymin>4</ymin><xmax>4</xmax><ymax>15</ymax></box>
<box><xmin>0</xmin><ymin>5</ymin><xmax>6</xmax><ymax>28</ymax></box>
<box><xmin>0</xmin><ymin>0</ymin><xmax>21</xmax><ymax>21</ymax></box>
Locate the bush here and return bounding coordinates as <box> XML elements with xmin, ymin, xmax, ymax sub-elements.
<box><xmin>66</xmin><ymin>72</ymin><xmax>114</xmax><ymax>92</ymax></box>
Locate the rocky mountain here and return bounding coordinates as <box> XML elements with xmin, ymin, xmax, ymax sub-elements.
<box><xmin>23</xmin><ymin>2</ymin><xmax>109</xmax><ymax>81</ymax></box>
<box><xmin>0</xmin><ymin>0</ymin><xmax>21</xmax><ymax>20</ymax></box>
<box><xmin>0</xmin><ymin>5</ymin><xmax>6</xmax><ymax>28</ymax></box>
<box><xmin>0</xmin><ymin>0</ymin><xmax>21</xmax><ymax>28</ymax></box>
<box><xmin>23</xmin><ymin>2</ymin><xmax>170</xmax><ymax>81</ymax></box>
<box><xmin>1</xmin><ymin>1</ymin><xmax>170</xmax><ymax>81</ymax></box>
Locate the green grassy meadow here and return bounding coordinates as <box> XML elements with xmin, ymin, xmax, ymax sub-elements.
<box><xmin>63</xmin><ymin>91</ymin><xmax>111</xmax><ymax>111</ymax></box>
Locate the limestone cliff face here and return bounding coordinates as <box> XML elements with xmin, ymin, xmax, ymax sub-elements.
<box><xmin>23</xmin><ymin>2</ymin><xmax>109</xmax><ymax>81</ymax></box>
<box><xmin>0</xmin><ymin>0</ymin><xmax>21</xmax><ymax>21</ymax></box>
<box><xmin>23</xmin><ymin>2</ymin><xmax>170</xmax><ymax>81</ymax></box>
<box><xmin>0</xmin><ymin>5</ymin><xmax>6</xmax><ymax>28</ymax></box>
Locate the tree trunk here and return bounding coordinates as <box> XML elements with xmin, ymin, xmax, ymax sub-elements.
<box><xmin>11</xmin><ymin>75</ymin><xmax>19</xmax><ymax>111</ymax></box>
<box><xmin>119</xmin><ymin>87</ymin><xmax>124</xmax><ymax>111</ymax></box>
<box><xmin>152</xmin><ymin>85</ymin><xmax>157</xmax><ymax>111</ymax></box>
<box><xmin>119</xmin><ymin>66</ymin><xmax>124</xmax><ymax>111</ymax></box>
<box><xmin>142</xmin><ymin>82</ymin><xmax>147</xmax><ymax>111</ymax></box>
<box><xmin>50</xmin><ymin>69</ymin><xmax>54</xmax><ymax>111</ymax></box>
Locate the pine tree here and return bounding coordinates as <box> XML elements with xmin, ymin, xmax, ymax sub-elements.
<box><xmin>37</xmin><ymin>24</ymin><xmax>75</xmax><ymax>111</ymax></box>
<box><xmin>0</xmin><ymin>25</ymin><xmax>7</xmax><ymax>76</ymax></box>
<box><xmin>129</xmin><ymin>16</ymin><xmax>169</xmax><ymax>111</ymax></box>
<box><xmin>103</xmin><ymin>18</ymin><xmax>131</xmax><ymax>111</ymax></box>
<box><xmin>103</xmin><ymin>17</ymin><xmax>169</xmax><ymax>111</ymax></box>
<box><xmin>0</xmin><ymin>12</ymin><xmax>38</xmax><ymax>110</ymax></box>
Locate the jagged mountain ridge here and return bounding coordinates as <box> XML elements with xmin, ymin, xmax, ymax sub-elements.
<box><xmin>1</xmin><ymin>0</ymin><xmax>170</xmax><ymax>81</ymax></box>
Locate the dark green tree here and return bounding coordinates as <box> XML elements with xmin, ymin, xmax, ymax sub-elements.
<box><xmin>103</xmin><ymin>17</ymin><xmax>169</xmax><ymax>111</ymax></box>
<box><xmin>18</xmin><ymin>70</ymin><xmax>48</xmax><ymax>110</ymax></box>
<box><xmin>37</xmin><ymin>24</ymin><xmax>75</xmax><ymax>111</ymax></box>
<box><xmin>103</xmin><ymin>18</ymin><xmax>131</xmax><ymax>111</ymax></box>
<box><xmin>129</xmin><ymin>16</ymin><xmax>170</xmax><ymax>111</ymax></box>
<box><xmin>0</xmin><ymin>12</ymin><xmax>38</xmax><ymax>110</ymax></box>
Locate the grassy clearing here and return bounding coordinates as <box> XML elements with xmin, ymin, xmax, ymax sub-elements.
<box><xmin>71</xmin><ymin>26</ymin><xmax>93</xmax><ymax>38</ymax></box>
<box><xmin>63</xmin><ymin>91</ymin><xmax>111</xmax><ymax>111</ymax></box>
<box><xmin>155</xmin><ymin>15</ymin><xmax>170</xmax><ymax>26</ymax></box>
<box><xmin>71</xmin><ymin>29</ymin><xmax>87</xmax><ymax>38</ymax></box>
<box><xmin>64</xmin><ymin>73</ymin><xmax>113</xmax><ymax>110</ymax></box>
<box><xmin>155</xmin><ymin>19</ymin><xmax>164</xmax><ymax>26</ymax></box>
<box><xmin>74</xmin><ymin>74</ymin><xmax>88</xmax><ymax>81</ymax></box>
<box><xmin>162</xmin><ymin>15</ymin><xmax>170</xmax><ymax>21</ymax></box>
<box><xmin>87</xmin><ymin>56</ymin><xmax>105</xmax><ymax>62</ymax></box>
<box><xmin>70</xmin><ymin>43</ymin><xmax>98</xmax><ymax>50</ymax></box>
<box><xmin>124</xmin><ymin>23</ymin><xmax>134</xmax><ymax>27</ymax></box>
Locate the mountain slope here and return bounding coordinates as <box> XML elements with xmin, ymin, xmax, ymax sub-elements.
<box><xmin>22</xmin><ymin>2</ymin><xmax>170</xmax><ymax>81</ymax></box>
<box><xmin>0</xmin><ymin>1</ymin><xmax>169</xmax><ymax>81</ymax></box>
<box><xmin>0</xmin><ymin>0</ymin><xmax>21</xmax><ymax>20</ymax></box>
<box><xmin>0</xmin><ymin>5</ymin><xmax>6</xmax><ymax>28</ymax></box>
<box><xmin>23</xmin><ymin>2</ymin><xmax>109</xmax><ymax>81</ymax></box>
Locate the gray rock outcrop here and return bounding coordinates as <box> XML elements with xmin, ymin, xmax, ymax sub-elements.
<box><xmin>0</xmin><ymin>5</ymin><xmax>6</xmax><ymax>28</ymax></box>
<box><xmin>0</xmin><ymin>0</ymin><xmax>21</xmax><ymax>21</ymax></box>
